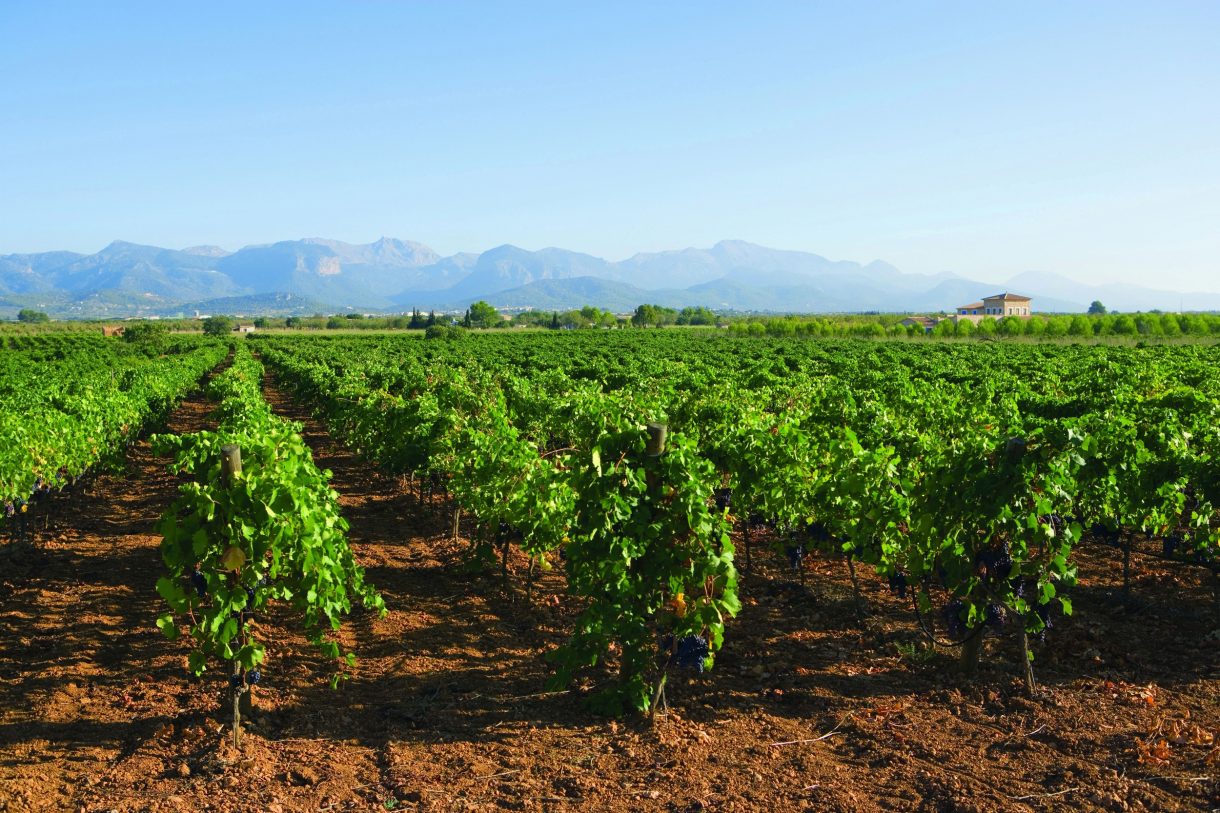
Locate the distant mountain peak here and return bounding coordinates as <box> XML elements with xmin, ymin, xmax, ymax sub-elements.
<box><xmin>8</xmin><ymin>235</ymin><xmax>1218</xmax><ymax>320</ymax></box>
<box><xmin>181</xmin><ymin>245</ymin><xmax>231</xmax><ymax>258</ymax></box>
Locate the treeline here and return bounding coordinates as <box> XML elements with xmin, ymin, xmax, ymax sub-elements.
<box><xmin>8</xmin><ymin>303</ymin><xmax>1220</xmax><ymax>341</ymax></box>
<box><xmin>727</xmin><ymin>311</ymin><xmax>1220</xmax><ymax>339</ymax></box>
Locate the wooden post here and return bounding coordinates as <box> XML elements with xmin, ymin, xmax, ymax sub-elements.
<box><xmin>1121</xmin><ymin>533</ymin><xmax>1131</xmax><ymax>603</ymax></box>
<box><xmin>221</xmin><ymin>444</ymin><xmax>242</xmax><ymax>483</ymax></box>
<box><xmin>645</xmin><ymin>423</ymin><xmax>667</xmax><ymax>457</ymax></box>
<box><xmin>219</xmin><ymin>444</ymin><xmax>249</xmax><ymax>747</ymax></box>
<box><xmin>452</xmin><ymin>507</ymin><xmax>461</xmax><ymax>541</ymax></box>
<box><xmin>232</xmin><ymin>661</ymin><xmax>244</xmax><ymax>749</ymax></box>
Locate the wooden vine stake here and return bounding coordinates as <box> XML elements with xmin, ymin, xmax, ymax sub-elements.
<box><xmin>645</xmin><ymin>423</ymin><xmax>667</xmax><ymax>457</ymax></box>
<box><xmin>220</xmin><ymin>444</ymin><xmax>251</xmax><ymax>748</ymax></box>
<box><xmin>644</xmin><ymin>422</ymin><xmax>668</xmax><ymax>716</ymax></box>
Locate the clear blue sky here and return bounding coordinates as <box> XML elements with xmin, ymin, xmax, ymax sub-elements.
<box><xmin>1</xmin><ymin>1</ymin><xmax>1217</xmax><ymax>290</ymax></box>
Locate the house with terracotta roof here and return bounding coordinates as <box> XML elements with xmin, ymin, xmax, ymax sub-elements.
<box><xmin>954</xmin><ymin>293</ymin><xmax>1032</xmax><ymax>323</ymax></box>
<box><xmin>900</xmin><ymin>316</ymin><xmax>941</xmax><ymax>333</ymax></box>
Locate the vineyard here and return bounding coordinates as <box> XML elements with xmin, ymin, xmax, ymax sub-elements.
<box><xmin>1</xmin><ymin>330</ymin><xmax>1218</xmax><ymax>812</ymax></box>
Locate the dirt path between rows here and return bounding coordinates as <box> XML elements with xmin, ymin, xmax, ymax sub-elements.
<box><xmin>0</xmin><ymin>388</ymin><xmax>218</xmax><ymax>812</ymax></box>
<box><xmin>0</xmin><ymin>367</ymin><xmax>1217</xmax><ymax>813</ymax></box>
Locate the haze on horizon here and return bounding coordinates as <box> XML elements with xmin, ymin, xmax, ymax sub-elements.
<box><xmin>1</xmin><ymin>1</ymin><xmax>1218</xmax><ymax>293</ymax></box>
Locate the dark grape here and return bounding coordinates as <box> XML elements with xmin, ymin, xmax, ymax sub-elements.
<box><xmin>803</xmin><ymin>521</ymin><xmax>830</xmax><ymax>542</ymax></box>
<box><xmin>976</xmin><ymin>544</ymin><xmax>1012</xmax><ymax>580</ymax></box>
<box><xmin>228</xmin><ymin>674</ymin><xmax>242</xmax><ymax>688</ymax></box>
<box><xmin>941</xmin><ymin>598</ymin><xmax>966</xmax><ymax>640</ymax></box>
<box><xmin>246</xmin><ymin>670</ymin><xmax>261</xmax><ymax>685</ymax></box>
<box><xmin>189</xmin><ymin>570</ymin><xmax>207</xmax><ymax>598</ymax></box>
<box><xmin>713</xmin><ymin>488</ymin><xmax>732</xmax><ymax>512</ymax></box>
<box><xmin>1163</xmin><ymin>534</ymin><xmax>1180</xmax><ymax>558</ymax></box>
<box><xmin>785</xmin><ymin>544</ymin><xmax>805</xmax><ymax>571</ymax></box>
<box><xmin>674</xmin><ymin>635</ymin><xmax>709</xmax><ymax>673</ymax></box>
<box><xmin>985</xmin><ymin>603</ymin><xmax>1006</xmax><ymax>631</ymax></box>
<box><xmin>1033</xmin><ymin>602</ymin><xmax>1055</xmax><ymax>637</ymax></box>
<box><xmin>887</xmin><ymin>572</ymin><xmax>908</xmax><ymax>599</ymax></box>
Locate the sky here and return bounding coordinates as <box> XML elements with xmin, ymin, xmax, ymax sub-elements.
<box><xmin>1</xmin><ymin>1</ymin><xmax>1218</xmax><ymax>290</ymax></box>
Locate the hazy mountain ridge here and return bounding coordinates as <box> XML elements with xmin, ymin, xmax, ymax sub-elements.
<box><xmin>2</xmin><ymin>236</ymin><xmax>1212</xmax><ymax>317</ymax></box>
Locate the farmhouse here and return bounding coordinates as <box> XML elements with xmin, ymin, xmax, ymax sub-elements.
<box><xmin>900</xmin><ymin>316</ymin><xmax>940</xmax><ymax>333</ymax></box>
<box><xmin>954</xmin><ymin>293</ymin><xmax>1032</xmax><ymax>323</ymax></box>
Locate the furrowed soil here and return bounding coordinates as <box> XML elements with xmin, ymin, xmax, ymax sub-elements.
<box><xmin>1</xmin><ymin>377</ymin><xmax>1217</xmax><ymax>813</ymax></box>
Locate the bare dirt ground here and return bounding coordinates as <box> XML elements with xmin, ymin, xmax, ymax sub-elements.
<box><xmin>1</xmin><ymin>378</ymin><xmax>1217</xmax><ymax>813</ymax></box>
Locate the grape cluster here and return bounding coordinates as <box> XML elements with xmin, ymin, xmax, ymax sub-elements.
<box><xmin>674</xmin><ymin>634</ymin><xmax>709</xmax><ymax>673</ymax></box>
<box><xmin>984</xmin><ymin>603</ymin><xmax>1006</xmax><ymax>631</ymax></box>
<box><xmin>713</xmin><ymin>488</ymin><xmax>732</xmax><ymax>512</ymax></box>
<box><xmin>803</xmin><ymin>521</ymin><xmax>831</xmax><ymax>543</ymax></box>
<box><xmin>886</xmin><ymin>572</ymin><xmax>908</xmax><ymax>599</ymax></box>
<box><xmin>1032</xmin><ymin>601</ymin><xmax>1057</xmax><ymax>641</ymax></box>
<box><xmin>785</xmin><ymin>543</ymin><xmax>805</xmax><ymax>572</ymax></box>
<box><xmin>1163</xmin><ymin>534</ymin><xmax>1181</xmax><ymax>558</ymax></box>
<box><xmin>496</xmin><ymin>521</ymin><xmax>522</xmax><ymax>543</ymax></box>
<box><xmin>189</xmin><ymin>569</ymin><xmax>207</xmax><ymax>598</ymax></box>
<box><xmin>1091</xmin><ymin>523</ymin><xmax>1121</xmax><ymax>547</ymax></box>
<box><xmin>1040</xmin><ymin>514</ymin><xmax>1066</xmax><ymax>535</ymax></box>
<box><xmin>246</xmin><ymin>670</ymin><xmax>261</xmax><ymax>685</ymax></box>
<box><xmin>941</xmin><ymin>598</ymin><xmax>966</xmax><ymax>639</ymax></box>
<box><xmin>976</xmin><ymin>542</ymin><xmax>1013</xmax><ymax>580</ymax></box>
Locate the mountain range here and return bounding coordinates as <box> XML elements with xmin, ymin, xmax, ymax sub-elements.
<box><xmin>2</xmin><ymin>237</ymin><xmax>1217</xmax><ymax>318</ymax></box>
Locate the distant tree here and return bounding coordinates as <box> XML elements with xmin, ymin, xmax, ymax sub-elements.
<box><xmin>425</xmin><ymin>324</ymin><xmax>468</xmax><ymax>340</ymax></box>
<box><xmin>1067</xmin><ymin>315</ymin><xmax>1092</xmax><ymax>336</ymax></box>
<box><xmin>408</xmin><ymin>308</ymin><xmax>425</xmax><ymax>329</ymax></box>
<box><xmin>345</xmin><ymin>312</ymin><xmax>365</xmax><ymax>320</ymax></box>
<box><xmin>550</xmin><ymin>312</ymin><xmax>560</xmax><ymax>329</ymax></box>
<box><xmin>285</xmin><ymin>316</ymin><xmax>302</xmax><ymax>328</ymax></box>
<box><xmin>122</xmin><ymin>321</ymin><xmax>169</xmax><ymax>345</ymax></box>
<box><xmin>1043</xmin><ymin>315</ymin><xmax>1069</xmax><ymax>338</ymax></box>
<box><xmin>676</xmin><ymin>306</ymin><xmax>718</xmax><ymax>326</ymax></box>
<box><xmin>325</xmin><ymin>317</ymin><xmax>344</xmax><ymax>329</ymax></box>
<box><xmin>201</xmin><ymin>315</ymin><xmax>235</xmax><ymax>336</ymax></box>
<box><xmin>1112</xmin><ymin>314</ymin><xmax>1137</xmax><ymax>335</ymax></box>
<box><xmin>16</xmin><ymin>308</ymin><xmax>49</xmax><ymax>323</ymax></box>
<box><xmin>631</xmin><ymin>304</ymin><xmax>678</xmax><ymax>327</ymax></box>
<box><xmin>997</xmin><ymin>315</ymin><xmax>1025</xmax><ymax>337</ymax></box>
<box><xmin>1087</xmin><ymin>300</ymin><xmax>1107</xmax><ymax>315</ymax></box>
<box><xmin>468</xmin><ymin>300</ymin><xmax>499</xmax><ymax>328</ymax></box>
<box><xmin>425</xmin><ymin>310</ymin><xmax>437</xmax><ymax>327</ymax></box>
